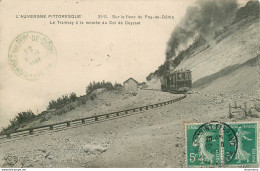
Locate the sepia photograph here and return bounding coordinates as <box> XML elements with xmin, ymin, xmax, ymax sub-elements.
<box><xmin>0</xmin><ymin>0</ymin><xmax>259</xmax><ymax>168</ymax></box>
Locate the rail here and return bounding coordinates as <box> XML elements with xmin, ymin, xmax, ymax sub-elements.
<box><xmin>0</xmin><ymin>94</ymin><xmax>187</xmax><ymax>142</ymax></box>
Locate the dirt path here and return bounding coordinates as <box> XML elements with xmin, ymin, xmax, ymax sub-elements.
<box><xmin>1</xmin><ymin>88</ymin><xmax>258</xmax><ymax>167</ymax></box>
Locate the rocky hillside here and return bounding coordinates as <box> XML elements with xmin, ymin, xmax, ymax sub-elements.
<box><xmin>147</xmin><ymin>0</ymin><xmax>259</xmax><ymax>92</ymax></box>
<box><xmin>15</xmin><ymin>89</ymin><xmax>180</xmax><ymax>130</ymax></box>
<box><xmin>175</xmin><ymin>1</ymin><xmax>259</xmax><ymax>83</ymax></box>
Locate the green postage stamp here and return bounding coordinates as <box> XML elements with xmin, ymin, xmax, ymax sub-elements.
<box><xmin>186</xmin><ymin>121</ymin><xmax>258</xmax><ymax>167</ymax></box>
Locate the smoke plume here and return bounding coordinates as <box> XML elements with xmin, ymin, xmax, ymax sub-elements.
<box><xmin>166</xmin><ymin>0</ymin><xmax>238</xmax><ymax>60</ymax></box>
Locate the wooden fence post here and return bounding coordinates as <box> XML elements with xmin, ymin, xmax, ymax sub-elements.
<box><xmin>29</xmin><ymin>129</ymin><xmax>33</xmax><ymax>135</ymax></box>
<box><xmin>146</xmin><ymin>106</ymin><xmax>148</xmax><ymax>110</ymax></box>
<box><xmin>116</xmin><ymin>112</ymin><xmax>120</xmax><ymax>116</ymax></box>
<box><xmin>140</xmin><ymin>107</ymin><xmax>142</xmax><ymax>111</ymax></box>
<box><xmin>125</xmin><ymin>111</ymin><xmax>128</xmax><ymax>114</ymax></box>
<box><xmin>50</xmin><ymin>125</ymin><xmax>54</xmax><ymax>130</ymax></box>
<box><xmin>67</xmin><ymin>122</ymin><xmax>71</xmax><ymax>127</ymax></box>
<box><xmin>244</xmin><ymin>102</ymin><xmax>247</xmax><ymax>116</ymax></box>
<box><xmin>229</xmin><ymin>103</ymin><xmax>232</xmax><ymax>118</ymax></box>
<box><xmin>106</xmin><ymin>114</ymin><xmax>109</xmax><ymax>118</ymax></box>
<box><xmin>82</xmin><ymin>119</ymin><xmax>85</xmax><ymax>124</ymax></box>
<box><xmin>95</xmin><ymin>116</ymin><xmax>98</xmax><ymax>121</ymax></box>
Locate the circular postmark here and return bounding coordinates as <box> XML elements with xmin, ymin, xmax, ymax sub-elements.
<box><xmin>8</xmin><ymin>31</ymin><xmax>57</xmax><ymax>81</ymax></box>
<box><xmin>192</xmin><ymin>121</ymin><xmax>238</xmax><ymax>165</ymax></box>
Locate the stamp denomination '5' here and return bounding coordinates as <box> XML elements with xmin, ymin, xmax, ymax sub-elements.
<box><xmin>8</xmin><ymin>31</ymin><xmax>57</xmax><ymax>81</ymax></box>
<box><xmin>186</xmin><ymin>121</ymin><xmax>258</xmax><ymax>167</ymax></box>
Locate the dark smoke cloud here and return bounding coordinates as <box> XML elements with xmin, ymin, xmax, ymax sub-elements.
<box><xmin>166</xmin><ymin>0</ymin><xmax>238</xmax><ymax>60</ymax></box>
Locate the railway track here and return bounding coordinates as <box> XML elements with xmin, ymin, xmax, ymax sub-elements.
<box><xmin>0</xmin><ymin>94</ymin><xmax>187</xmax><ymax>144</ymax></box>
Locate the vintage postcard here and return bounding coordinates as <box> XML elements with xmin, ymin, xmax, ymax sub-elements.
<box><xmin>0</xmin><ymin>0</ymin><xmax>259</xmax><ymax>168</ymax></box>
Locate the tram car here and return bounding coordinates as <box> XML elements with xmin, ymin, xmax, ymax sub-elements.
<box><xmin>160</xmin><ymin>70</ymin><xmax>192</xmax><ymax>93</ymax></box>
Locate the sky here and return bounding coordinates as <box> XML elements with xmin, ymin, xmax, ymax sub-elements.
<box><xmin>0</xmin><ymin>0</ymin><xmax>247</xmax><ymax>128</ymax></box>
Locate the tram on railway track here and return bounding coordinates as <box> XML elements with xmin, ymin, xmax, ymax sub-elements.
<box><xmin>160</xmin><ymin>70</ymin><xmax>192</xmax><ymax>94</ymax></box>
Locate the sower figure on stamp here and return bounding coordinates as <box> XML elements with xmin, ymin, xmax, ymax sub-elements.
<box><xmin>193</xmin><ymin>132</ymin><xmax>214</xmax><ymax>164</ymax></box>
<box><xmin>234</xmin><ymin>126</ymin><xmax>252</xmax><ymax>163</ymax></box>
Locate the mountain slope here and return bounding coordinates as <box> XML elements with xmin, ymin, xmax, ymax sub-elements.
<box><xmin>147</xmin><ymin>1</ymin><xmax>259</xmax><ymax>92</ymax></box>
<box><xmin>175</xmin><ymin>15</ymin><xmax>259</xmax><ymax>83</ymax></box>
